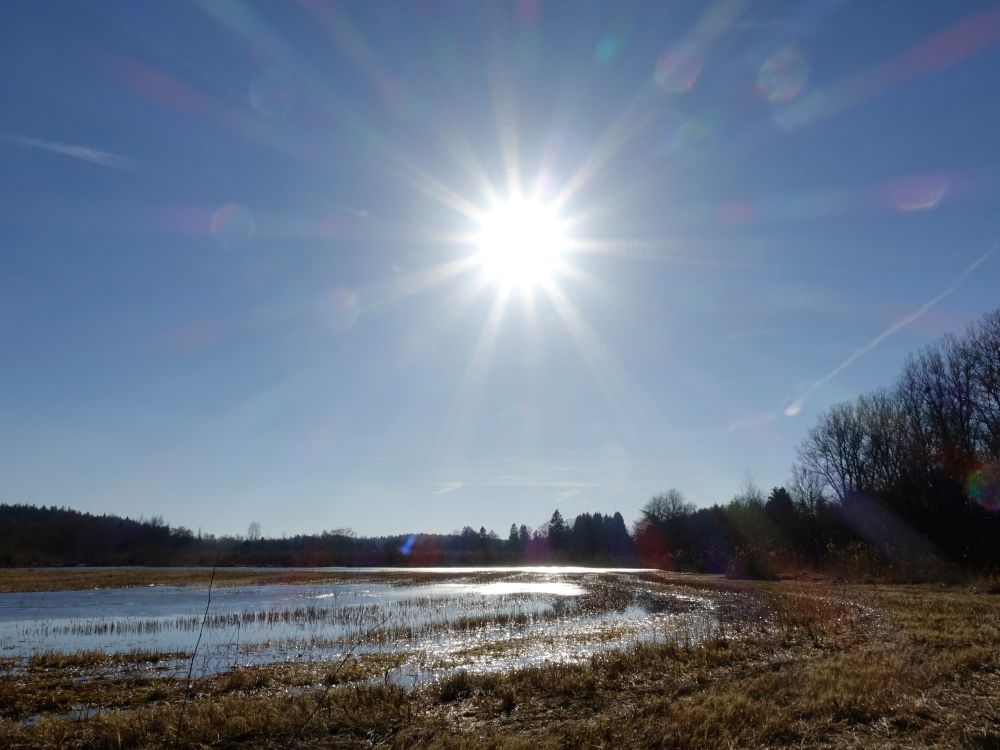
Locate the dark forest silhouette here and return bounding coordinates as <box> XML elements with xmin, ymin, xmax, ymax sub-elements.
<box><xmin>2</xmin><ymin>309</ymin><xmax>999</xmax><ymax>578</ymax></box>
<box><xmin>0</xmin><ymin>504</ymin><xmax>633</xmax><ymax>567</ymax></box>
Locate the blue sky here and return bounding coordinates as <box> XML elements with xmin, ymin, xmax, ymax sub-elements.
<box><xmin>2</xmin><ymin>0</ymin><xmax>999</xmax><ymax>537</ymax></box>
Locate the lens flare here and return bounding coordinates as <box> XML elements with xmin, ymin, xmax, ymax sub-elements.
<box><xmin>319</xmin><ymin>288</ymin><xmax>361</xmax><ymax>330</ymax></box>
<box><xmin>654</xmin><ymin>45</ymin><xmax>702</xmax><ymax>93</ymax></box>
<box><xmin>757</xmin><ymin>47</ymin><xmax>809</xmax><ymax>103</ymax></box>
<box><xmin>885</xmin><ymin>175</ymin><xmax>950</xmax><ymax>212</ymax></box>
<box><xmin>210</xmin><ymin>204</ymin><xmax>255</xmax><ymax>248</ymax></box>
<box><xmin>595</xmin><ymin>16</ymin><xmax>633</xmax><ymax>63</ymax></box>
<box><xmin>969</xmin><ymin>468</ymin><xmax>999</xmax><ymax>511</ymax></box>
<box><xmin>399</xmin><ymin>534</ymin><xmax>417</xmax><ymax>556</ymax></box>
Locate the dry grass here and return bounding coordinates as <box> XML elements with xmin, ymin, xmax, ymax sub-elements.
<box><xmin>25</xmin><ymin>650</ymin><xmax>190</xmax><ymax>671</ymax></box>
<box><xmin>0</xmin><ymin>568</ymin><xmax>364</xmax><ymax>593</ymax></box>
<box><xmin>1</xmin><ymin>576</ymin><xmax>998</xmax><ymax>748</ymax></box>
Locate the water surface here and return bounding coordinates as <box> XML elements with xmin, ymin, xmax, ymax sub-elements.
<box><xmin>0</xmin><ymin>568</ymin><xmax>719</xmax><ymax>679</ymax></box>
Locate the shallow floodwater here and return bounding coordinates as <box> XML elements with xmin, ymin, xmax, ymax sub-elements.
<box><xmin>0</xmin><ymin>568</ymin><xmax>719</xmax><ymax>679</ymax></box>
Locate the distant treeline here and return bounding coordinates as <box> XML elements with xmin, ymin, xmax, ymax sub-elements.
<box><xmin>0</xmin><ymin>504</ymin><xmax>635</xmax><ymax>567</ymax></box>
<box><xmin>3</xmin><ymin>309</ymin><xmax>999</xmax><ymax>579</ymax></box>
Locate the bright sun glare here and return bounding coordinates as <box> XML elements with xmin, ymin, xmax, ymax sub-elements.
<box><xmin>475</xmin><ymin>199</ymin><xmax>567</xmax><ymax>290</ymax></box>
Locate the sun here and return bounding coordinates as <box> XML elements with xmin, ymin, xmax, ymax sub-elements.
<box><xmin>474</xmin><ymin>198</ymin><xmax>567</xmax><ymax>290</ymax></box>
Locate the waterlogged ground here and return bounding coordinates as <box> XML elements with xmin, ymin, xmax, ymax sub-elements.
<box><xmin>4</xmin><ymin>573</ymin><xmax>996</xmax><ymax>748</ymax></box>
<box><xmin>0</xmin><ymin>568</ymin><xmax>721</xmax><ymax>682</ymax></box>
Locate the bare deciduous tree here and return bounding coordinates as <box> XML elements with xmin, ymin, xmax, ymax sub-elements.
<box><xmin>641</xmin><ymin>488</ymin><xmax>694</xmax><ymax>525</ymax></box>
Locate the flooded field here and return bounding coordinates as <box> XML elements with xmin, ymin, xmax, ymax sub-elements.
<box><xmin>0</xmin><ymin>567</ymin><xmax>721</xmax><ymax>682</ymax></box>
<box><xmin>3</xmin><ymin>570</ymin><xmax>989</xmax><ymax>750</ymax></box>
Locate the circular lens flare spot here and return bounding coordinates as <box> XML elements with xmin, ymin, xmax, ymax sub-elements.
<box><xmin>654</xmin><ymin>45</ymin><xmax>702</xmax><ymax>93</ymax></box>
<box><xmin>320</xmin><ymin>288</ymin><xmax>360</xmax><ymax>330</ymax></box>
<box><xmin>757</xmin><ymin>47</ymin><xmax>809</xmax><ymax>103</ymax></box>
<box><xmin>886</xmin><ymin>175</ymin><xmax>950</xmax><ymax>212</ymax></box>
<box><xmin>211</xmin><ymin>204</ymin><xmax>255</xmax><ymax>248</ymax></box>
<box><xmin>475</xmin><ymin>199</ymin><xmax>566</xmax><ymax>290</ymax></box>
<box><xmin>969</xmin><ymin>468</ymin><xmax>999</xmax><ymax>511</ymax></box>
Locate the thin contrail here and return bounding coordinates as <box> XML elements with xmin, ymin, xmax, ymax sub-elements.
<box><xmin>784</xmin><ymin>247</ymin><xmax>996</xmax><ymax>416</ymax></box>
<box><xmin>0</xmin><ymin>133</ymin><xmax>131</xmax><ymax>169</ymax></box>
<box><xmin>431</xmin><ymin>482</ymin><xmax>464</xmax><ymax>495</ymax></box>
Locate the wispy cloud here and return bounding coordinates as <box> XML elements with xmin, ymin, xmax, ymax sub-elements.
<box><xmin>431</xmin><ymin>481</ymin><xmax>464</xmax><ymax>495</ymax></box>
<box><xmin>467</xmin><ymin>474</ymin><xmax>600</xmax><ymax>491</ymax></box>
<box><xmin>784</xmin><ymin>399</ymin><xmax>805</xmax><ymax>417</ymax></box>
<box><xmin>0</xmin><ymin>133</ymin><xmax>131</xmax><ymax>169</ymax></box>
<box><xmin>556</xmin><ymin>486</ymin><xmax>587</xmax><ymax>501</ymax></box>
<box><xmin>783</xmin><ymin>247</ymin><xmax>996</xmax><ymax>416</ymax></box>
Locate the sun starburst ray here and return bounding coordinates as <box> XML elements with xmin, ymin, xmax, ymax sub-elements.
<box><xmin>540</xmin><ymin>279</ymin><xmax>654</xmax><ymax>449</ymax></box>
<box><xmin>358</xmin><ymin>255</ymin><xmax>480</xmax><ymax>315</ymax></box>
<box><xmin>442</xmin><ymin>287</ymin><xmax>511</xmax><ymax>453</ymax></box>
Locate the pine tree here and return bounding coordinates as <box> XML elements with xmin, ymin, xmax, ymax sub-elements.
<box><xmin>548</xmin><ymin>509</ymin><xmax>568</xmax><ymax>553</ymax></box>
